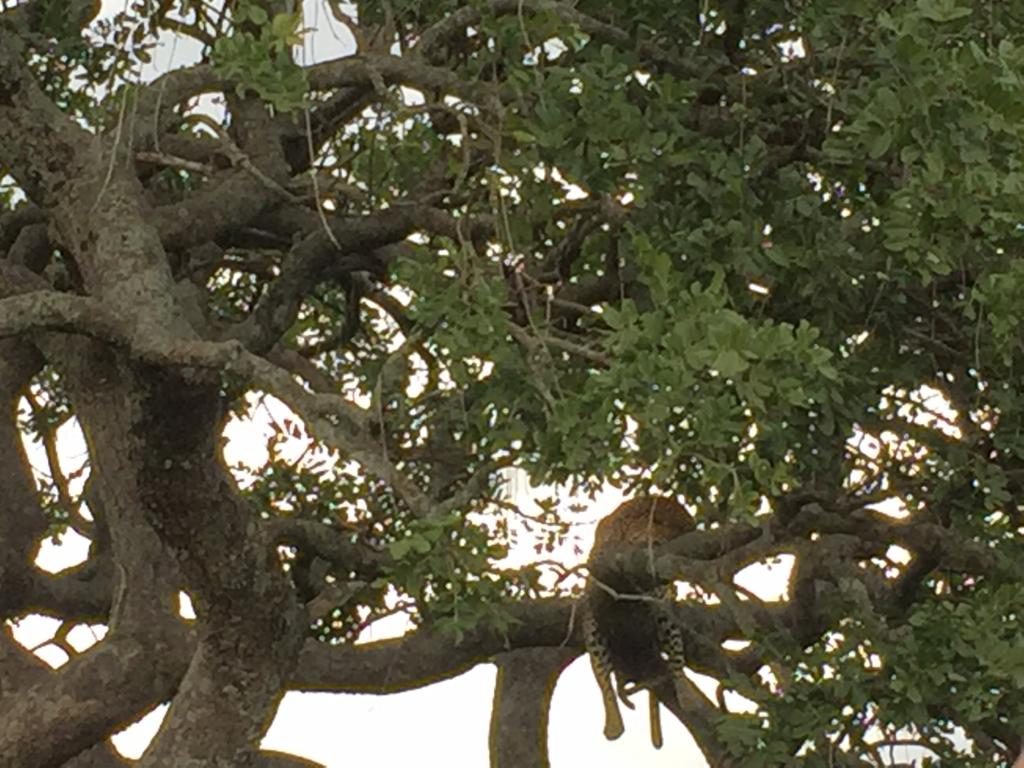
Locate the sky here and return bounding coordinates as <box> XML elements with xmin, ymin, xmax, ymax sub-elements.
<box><xmin>4</xmin><ymin>2</ymin><xmax>797</xmax><ymax>765</ymax></box>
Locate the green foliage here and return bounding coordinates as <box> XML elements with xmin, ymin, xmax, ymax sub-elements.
<box><xmin>734</xmin><ymin>575</ymin><xmax>1024</xmax><ymax>766</ymax></box>
<box><xmin>212</xmin><ymin>2</ymin><xmax>308</xmax><ymax>112</ymax></box>
<box><xmin>364</xmin><ymin>2</ymin><xmax>1024</xmax><ymax>760</ymax></box>
<box><xmin>972</xmin><ymin>259</ymin><xmax>1024</xmax><ymax>363</ymax></box>
<box><xmin>231</xmin><ymin>413</ymin><xmax>398</xmax><ymax>644</ymax></box>
<box><xmin>384</xmin><ymin>510</ymin><xmax>524</xmax><ymax>641</ymax></box>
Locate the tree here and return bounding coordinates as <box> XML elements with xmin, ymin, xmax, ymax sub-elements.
<box><xmin>1</xmin><ymin>0</ymin><xmax>1022</xmax><ymax>765</ymax></box>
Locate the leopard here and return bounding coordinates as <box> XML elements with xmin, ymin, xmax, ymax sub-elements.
<box><xmin>582</xmin><ymin>496</ymin><xmax>694</xmax><ymax>748</ymax></box>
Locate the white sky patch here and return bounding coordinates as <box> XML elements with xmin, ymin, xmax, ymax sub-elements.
<box><xmin>533</xmin><ymin>164</ymin><xmax>590</xmax><ymax>201</ymax></box>
<box><xmin>66</xmin><ymin>623</ymin><xmax>108</xmax><ymax>652</ymax></box>
<box><xmin>489</xmin><ymin>472</ymin><xmax>639</xmax><ymax>579</ymax></box>
<box><xmin>32</xmin><ymin>644</ymin><xmax>69</xmax><ymax>669</ymax></box>
<box><xmin>748</xmin><ymin>282</ymin><xmax>770</xmax><ymax>296</ymax></box>
<box><xmin>178</xmin><ymin>592</ymin><xmax>196</xmax><ymax>620</ymax></box>
<box><xmin>724</xmin><ymin>640</ymin><xmax>753</xmax><ymax>656</ymax></box>
<box><xmin>8</xmin><ymin>612</ymin><xmax>105</xmax><ymax>664</ymax></box>
<box><xmin>222</xmin><ymin>392</ymin><xmax>343</xmax><ymax>478</ymax></box>
<box><xmin>845</xmin><ymin>383</ymin><xmax>962</xmax><ymax>520</ymax></box>
<box><xmin>872</xmin><ymin>493</ymin><xmax>918</xmax><ymax>517</ymax></box>
<box><xmin>354</xmin><ymin>606</ymin><xmax>413</xmax><ymax>644</ymax></box>
<box><xmin>35</xmin><ymin>528</ymin><xmax>91</xmax><ymax>572</ymax></box>
<box><xmin>1</xmin><ymin>173</ymin><xmax>26</xmax><ymax>204</ymax></box>
<box><xmin>9</xmin><ymin>614</ymin><xmax>60</xmax><ymax>650</ymax></box>
<box><xmin>262</xmin><ymin>671</ymin><xmax>494</xmax><ymax>766</ymax></box>
<box><xmin>886</xmin><ymin>545</ymin><xmax>911</xmax><ymax>566</ymax></box>
<box><xmin>896</xmin><ymin>384</ymin><xmax>961</xmax><ymax>438</ymax></box>
<box><xmin>17</xmin><ymin>400</ymin><xmax>90</xmax><ymax>494</ymax></box>
<box><xmin>523</xmin><ymin>37</ymin><xmax>570</xmax><ymax>66</ymax></box>
<box><xmin>777</xmin><ymin>38</ymin><xmax>806</xmax><ymax>62</ymax></box>
<box><xmin>734</xmin><ymin>555</ymin><xmax>794</xmax><ymax>602</ymax></box>
<box><xmin>112</xmin><ymin>705</ymin><xmax>170</xmax><ymax>759</ymax></box>
<box><xmin>684</xmin><ymin>667</ymin><xmax>758</xmax><ymax>714</ymax></box>
<box><xmin>621</xmin><ymin>414</ymin><xmax>640</xmax><ymax>452</ymax></box>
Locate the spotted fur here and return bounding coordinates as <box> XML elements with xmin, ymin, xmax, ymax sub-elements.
<box><xmin>583</xmin><ymin>496</ymin><xmax>694</xmax><ymax>748</ymax></box>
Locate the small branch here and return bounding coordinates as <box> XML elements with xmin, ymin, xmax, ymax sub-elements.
<box><xmin>266</xmin><ymin>517</ymin><xmax>388</xmax><ymax>577</ymax></box>
<box><xmin>527</xmin><ymin>326</ymin><xmax>612</xmax><ymax>367</ymax></box>
<box><xmin>183</xmin><ymin>114</ymin><xmax>303</xmax><ymax>203</ymax></box>
<box><xmin>415</xmin><ymin>1</ymin><xmax>699</xmax><ymax>78</ymax></box>
<box><xmin>306</xmin><ymin>53</ymin><xmax>499</xmax><ymax>112</ymax></box>
<box><xmin>135</xmin><ymin>151</ymin><xmax>215</xmax><ymax>176</ymax></box>
<box><xmin>154</xmin><ymin>16</ymin><xmax>217</xmax><ymax>47</ymax></box>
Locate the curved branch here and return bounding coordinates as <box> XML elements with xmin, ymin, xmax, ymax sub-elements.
<box><xmin>0</xmin><ymin>287</ymin><xmax>434</xmax><ymax>519</ymax></box>
<box><xmin>266</xmin><ymin>517</ymin><xmax>388</xmax><ymax>578</ymax></box>
<box><xmin>0</xmin><ymin>290</ymin><xmax>130</xmax><ymax>344</ymax></box>
<box><xmin>230</xmin><ymin>206</ymin><xmax>420</xmax><ymax>353</ymax></box>
<box><xmin>0</xmin><ymin>602</ymin><xmax>192</xmax><ymax>766</ymax></box>
<box><xmin>63</xmin><ymin>746</ymin><xmax>326</xmax><ymax>768</ymax></box>
<box><xmin>415</xmin><ymin>0</ymin><xmax>699</xmax><ymax>76</ymax></box>
<box><xmin>132</xmin><ymin>64</ymin><xmax>221</xmax><ymax>151</ymax></box>
<box><xmin>307</xmin><ymin>53</ymin><xmax>496</xmax><ymax>107</ymax></box>
<box><xmin>0</xmin><ymin>29</ymin><xmax>96</xmax><ymax>205</ymax></box>
<box><xmin>0</xmin><ymin>337</ymin><xmax>114</xmax><ymax>623</ymax></box>
<box><xmin>489</xmin><ymin>648</ymin><xmax>578</xmax><ymax>768</ymax></box>
<box><xmin>293</xmin><ymin>599</ymin><xmax>578</xmax><ymax>693</ymax></box>
<box><xmin>0</xmin><ymin>204</ymin><xmax>45</xmax><ymax>251</ymax></box>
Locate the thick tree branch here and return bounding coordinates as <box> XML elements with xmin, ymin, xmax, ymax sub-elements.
<box><xmin>294</xmin><ymin>599</ymin><xmax>578</xmax><ymax>693</ymax></box>
<box><xmin>0</xmin><ymin>345</ymin><xmax>189</xmax><ymax>768</ymax></box>
<box><xmin>306</xmin><ymin>53</ymin><xmax>498</xmax><ymax>108</ymax></box>
<box><xmin>0</xmin><ymin>203</ymin><xmax>45</xmax><ymax>252</ymax></box>
<box><xmin>489</xmin><ymin>647</ymin><xmax>578</xmax><ymax>768</ymax></box>
<box><xmin>230</xmin><ymin>206</ymin><xmax>421</xmax><ymax>353</ymax></box>
<box><xmin>0</xmin><ymin>287</ymin><xmax>435</xmax><ymax>519</ymax></box>
<box><xmin>0</xmin><ymin>29</ymin><xmax>97</xmax><ymax>206</ymax></box>
<box><xmin>64</xmin><ymin>746</ymin><xmax>326</xmax><ymax>768</ymax></box>
<box><xmin>0</xmin><ymin>290</ymin><xmax>134</xmax><ymax>344</ymax></box>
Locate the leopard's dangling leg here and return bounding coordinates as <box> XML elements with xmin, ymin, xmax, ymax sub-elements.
<box><xmin>619</xmin><ymin>677</ymin><xmax>663</xmax><ymax>748</ymax></box>
<box><xmin>583</xmin><ymin>600</ymin><xmax>625</xmax><ymax>740</ymax></box>
<box><xmin>653</xmin><ymin>589</ymin><xmax>689</xmax><ymax>725</ymax></box>
<box><xmin>648</xmin><ymin>690</ymin><xmax>664</xmax><ymax>749</ymax></box>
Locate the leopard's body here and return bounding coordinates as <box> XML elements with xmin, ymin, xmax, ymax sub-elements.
<box><xmin>582</xmin><ymin>496</ymin><xmax>694</xmax><ymax>747</ymax></box>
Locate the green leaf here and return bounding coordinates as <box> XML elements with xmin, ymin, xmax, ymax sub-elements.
<box><xmin>867</xmin><ymin>130</ymin><xmax>893</xmax><ymax>159</ymax></box>
<box><xmin>389</xmin><ymin>539</ymin><xmax>413</xmax><ymax>559</ymax></box>
<box><xmin>410</xmin><ymin>534</ymin><xmax>433</xmax><ymax>554</ymax></box>
<box><xmin>246</xmin><ymin>6</ymin><xmax>269</xmax><ymax>25</ymax></box>
<box><xmin>271</xmin><ymin>12</ymin><xmax>302</xmax><ymax>43</ymax></box>
<box><xmin>917</xmin><ymin>0</ymin><xmax>973</xmax><ymax>22</ymax></box>
<box><xmin>712</xmin><ymin>349</ymin><xmax>749</xmax><ymax>377</ymax></box>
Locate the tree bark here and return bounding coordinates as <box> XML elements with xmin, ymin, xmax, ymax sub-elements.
<box><xmin>488</xmin><ymin>648</ymin><xmax>578</xmax><ymax>768</ymax></box>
